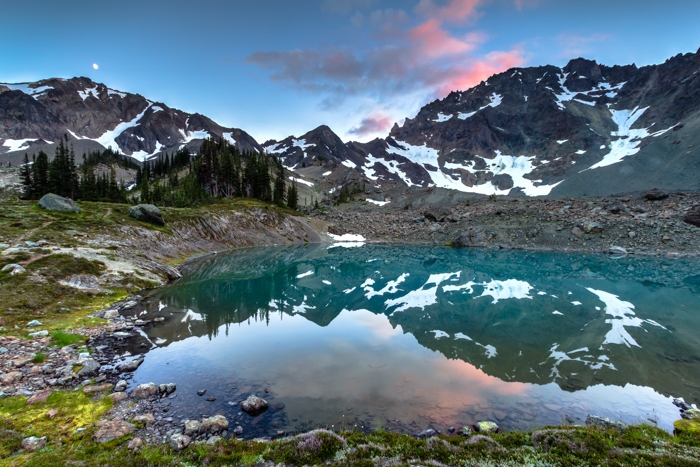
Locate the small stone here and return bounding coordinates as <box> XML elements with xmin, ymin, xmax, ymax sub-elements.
<box><xmin>206</xmin><ymin>397</ymin><xmax>216</xmax><ymax>402</ymax></box>
<box><xmin>181</xmin><ymin>419</ymin><xmax>201</xmax><ymax>436</ymax></box>
<box><xmin>117</xmin><ymin>358</ymin><xmax>143</xmax><ymax>372</ymax></box>
<box><xmin>201</xmin><ymin>415</ymin><xmax>229</xmax><ymax>434</ymax></box>
<box><xmin>416</xmin><ymin>428</ymin><xmax>437</xmax><ymax>438</ymax></box>
<box><xmin>475</xmin><ymin>421</ymin><xmax>499</xmax><ymax>433</ymax></box>
<box><xmin>233</xmin><ymin>425</ymin><xmax>244</xmax><ymax>436</ymax></box>
<box><xmin>128</xmin><ymin>437</ymin><xmax>143</xmax><ymax>450</ymax></box>
<box><xmin>77</xmin><ymin>358</ymin><xmax>101</xmax><ymax>378</ymax></box>
<box><xmin>83</xmin><ymin>384</ymin><xmax>113</xmax><ymax>394</ymax></box>
<box><xmin>206</xmin><ymin>436</ymin><xmax>222</xmax><ymax>445</ymax></box>
<box><xmin>583</xmin><ymin>222</ymin><xmax>604</xmax><ymax>234</ymax></box>
<box><xmin>46</xmin><ymin>409</ymin><xmax>59</xmax><ymax>419</ymax></box>
<box><xmin>628</xmin><ymin>231</ymin><xmax>636</xmax><ymax>238</ymax></box>
<box><xmin>241</xmin><ymin>395</ymin><xmax>268</xmax><ymax>413</ymax></box>
<box><xmin>29</xmin><ymin>330</ymin><xmax>49</xmax><ymax>338</ymax></box>
<box><xmin>21</xmin><ymin>436</ymin><xmax>47</xmax><ymax>452</ymax></box>
<box><xmin>169</xmin><ymin>433</ymin><xmax>191</xmax><ymax>451</ymax></box>
<box><xmin>645</xmin><ymin>188</ymin><xmax>669</xmax><ymax>201</ymax></box>
<box><xmin>158</xmin><ymin>383</ymin><xmax>176</xmax><ymax>395</ymax></box>
<box><xmin>131</xmin><ymin>382</ymin><xmax>158</xmax><ymax>399</ymax></box>
<box><xmin>27</xmin><ymin>389</ymin><xmax>52</xmax><ymax>405</ymax></box>
<box><xmin>585</xmin><ymin>415</ymin><xmax>627</xmax><ymax>430</ymax></box>
<box><xmin>103</xmin><ymin>310</ymin><xmax>120</xmax><ymax>319</ymax></box>
<box><xmin>609</xmin><ymin>246</ymin><xmax>627</xmax><ymax>255</ymax></box>
<box><xmin>109</xmin><ymin>392</ymin><xmax>128</xmax><ymax>402</ymax></box>
<box><xmin>448</xmin><ymin>427</ymin><xmax>456</xmax><ymax>433</ymax></box>
<box><xmin>93</xmin><ymin>420</ymin><xmax>135</xmax><ymax>443</ymax></box>
<box><xmin>197</xmin><ymin>389</ymin><xmax>207</xmax><ymax>396</ymax></box>
<box><xmin>682</xmin><ymin>408</ymin><xmax>700</xmax><ymax>420</ymax></box>
<box><xmin>114</xmin><ymin>380</ymin><xmax>127</xmax><ymax>392</ymax></box>
<box><xmin>134</xmin><ymin>414</ymin><xmax>155</xmax><ymax>425</ymax></box>
<box><xmin>2</xmin><ymin>264</ymin><xmax>26</xmax><ymax>275</ymax></box>
<box><xmin>26</xmin><ymin>320</ymin><xmax>43</xmax><ymax>327</ymax></box>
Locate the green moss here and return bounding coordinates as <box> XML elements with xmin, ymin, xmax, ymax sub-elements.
<box><xmin>26</xmin><ymin>254</ymin><xmax>106</xmax><ymax>279</ymax></box>
<box><xmin>675</xmin><ymin>419</ymin><xmax>700</xmax><ymax>437</ymax></box>
<box><xmin>50</xmin><ymin>331</ymin><xmax>85</xmax><ymax>348</ymax></box>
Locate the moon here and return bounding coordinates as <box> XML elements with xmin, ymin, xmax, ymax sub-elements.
<box><xmin>92</xmin><ymin>63</ymin><xmax>99</xmax><ymax>70</ymax></box>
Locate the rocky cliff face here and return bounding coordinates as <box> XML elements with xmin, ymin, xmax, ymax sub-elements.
<box><xmin>0</xmin><ymin>77</ymin><xmax>262</xmax><ymax>161</ymax></box>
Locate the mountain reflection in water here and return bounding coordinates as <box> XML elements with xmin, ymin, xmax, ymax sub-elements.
<box><xmin>131</xmin><ymin>244</ymin><xmax>700</xmax><ymax>435</ymax></box>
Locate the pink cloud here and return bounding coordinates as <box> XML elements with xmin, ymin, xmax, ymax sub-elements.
<box><xmin>349</xmin><ymin>112</ymin><xmax>394</xmax><ymax>136</ymax></box>
<box><xmin>414</xmin><ymin>0</ymin><xmax>483</xmax><ymax>24</ymax></box>
<box><xmin>409</xmin><ymin>18</ymin><xmax>480</xmax><ymax>59</ymax></box>
<box><xmin>435</xmin><ymin>49</ymin><xmax>525</xmax><ymax>95</ymax></box>
<box><xmin>514</xmin><ymin>0</ymin><xmax>542</xmax><ymax>10</ymax></box>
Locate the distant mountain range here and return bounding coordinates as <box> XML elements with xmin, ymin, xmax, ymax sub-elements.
<box><xmin>2</xmin><ymin>46</ymin><xmax>700</xmax><ymax>198</ymax></box>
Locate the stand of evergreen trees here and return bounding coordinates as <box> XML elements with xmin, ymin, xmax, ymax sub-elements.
<box><xmin>20</xmin><ymin>135</ymin><xmax>299</xmax><ymax>210</ymax></box>
<box><xmin>136</xmin><ymin>138</ymin><xmax>299</xmax><ymax>209</ymax></box>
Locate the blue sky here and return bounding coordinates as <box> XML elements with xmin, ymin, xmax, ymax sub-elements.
<box><xmin>1</xmin><ymin>0</ymin><xmax>699</xmax><ymax>143</ymax></box>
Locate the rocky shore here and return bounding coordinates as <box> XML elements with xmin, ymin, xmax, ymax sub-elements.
<box><xmin>317</xmin><ymin>191</ymin><xmax>700</xmax><ymax>257</ymax></box>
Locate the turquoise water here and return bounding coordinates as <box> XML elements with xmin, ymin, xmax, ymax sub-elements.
<box><xmin>128</xmin><ymin>244</ymin><xmax>700</xmax><ymax>437</ymax></box>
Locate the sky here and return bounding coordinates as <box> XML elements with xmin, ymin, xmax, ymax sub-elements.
<box><xmin>1</xmin><ymin>0</ymin><xmax>699</xmax><ymax>144</ymax></box>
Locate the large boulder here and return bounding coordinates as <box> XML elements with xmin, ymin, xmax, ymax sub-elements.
<box><xmin>131</xmin><ymin>382</ymin><xmax>158</xmax><ymax>399</ymax></box>
<box><xmin>38</xmin><ymin>193</ymin><xmax>80</xmax><ymax>213</ymax></box>
<box><xmin>453</xmin><ymin>227</ymin><xmax>486</xmax><ymax>247</ymax></box>
<box><xmin>685</xmin><ymin>206</ymin><xmax>700</xmax><ymax>228</ymax></box>
<box><xmin>201</xmin><ymin>415</ymin><xmax>229</xmax><ymax>434</ymax></box>
<box><xmin>129</xmin><ymin>204</ymin><xmax>165</xmax><ymax>226</ymax></box>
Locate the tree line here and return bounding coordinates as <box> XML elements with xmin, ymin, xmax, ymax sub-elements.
<box><xmin>20</xmin><ymin>135</ymin><xmax>299</xmax><ymax>209</ymax></box>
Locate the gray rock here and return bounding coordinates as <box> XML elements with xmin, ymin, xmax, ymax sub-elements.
<box><xmin>0</xmin><ymin>243</ymin><xmax>8</xmax><ymax>250</ymax></box>
<box><xmin>93</xmin><ymin>420</ymin><xmax>134</xmax><ymax>443</ymax></box>
<box><xmin>685</xmin><ymin>206</ymin><xmax>700</xmax><ymax>228</ymax></box>
<box><xmin>103</xmin><ymin>310</ymin><xmax>120</xmax><ymax>319</ymax></box>
<box><xmin>681</xmin><ymin>408</ymin><xmax>700</xmax><ymax>420</ymax></box>
<box><xmin>233</xmin><ymin>425</ymin><xmax>244</xmax><ymax>436</ymax></box>
<box><xmin>24</xmin><ymin>241</ymin><xmax>40</xmax><ymax>248</ymax></box>
<box><xmin>609</xmin><ymin>246</ymin><xmax>627</xmax><ymax>255</ymax></box>
<box><xmin>201</xmin><ymin>415</ymin><xmax>229</xmax><ymax>434</ymax></box>
<box><xmin>128</xmin><ymin>437</ymin><xmax>143</xmax><ymax>450</ymax></box>
<box><xmin>114</xmin><ymin>380</ymin><xmax>127</xmax><ymax>392</ymax></box>
<box><xmin>131</xmin><ymin>382</ymin><xmax>158</xmax><ymax>399</ymax></box>
<box><xmin>585</xmin><ymin>415</ymin><xmax>628</xmax><ymax>430</ymax></box>
<box><xmin>2</xmin><ymin>263</ymin><xmax>27</xmax><ymax>276</ymax></box>
<box><xmin>416</xmin><ymin>428</ymin><xmax>437</xmax><ymax>438</ymax></box>
<box><xmin>645</xmin><ymin>188</ymin><xmax>669</xmax><ymax>200</ymax></box>
<box><xmin>21</xmin><ymin>436</ymin><xmax>47</xmax><ymax>452</ymax></box>
<box><xmin>424</xmin><ymin>207</ymin><xmax>451</xmax><ymax>222</ymax></box>
<box><xmin>60</xmin><ymin>274</ymin><xmax>103</xmax><ymax>292</ymax></box>
<box><xmin>170</xmin><ymin>434</ymin><xmax>191</xmax><ymax>451</ymax></box>
<box><xmin>159</xmin><ymin>383</ymin><xmax>176</xmax><ymax>395</ymax></box>
<box><xmin>241</xmin><ymin>395</ymin><xmax>268</xmax><ymax>413</ymax></box>
<box><xmin>453</xmin><ymin>227</ymin><xmax>486</xmax><ymax>247</ymax></box>
<box><xmin>77</xmin><ymin>358</ymin><xmax>100</xmax><ymax>378</ymax></box>
<box><xmin>129</xmin><ymin>204</ymin><xmax>165</xmax><ymax>226</ymax></box>
<box><xmin>26</xmin><ymin>320</ymin><xmax>43</xmax><ymax>327</ymax></box>
<box><xmin>133</xmin><ymin>414</ymin><xmax>155</xmax><ymax>425</ymax></box>
<box><xmin>206</xmin><ymin>436</ymin><xmax>222</xmax><ymax>445</ymax></box>
<box><xmin>475</xmin><ymin>421</ymin><xmax>499</xmax><ymax>433</ymax></box>
<box><xmin>583</xmin><ymin>222</ymin><xmax>604</xmax><ymax>234</ymax></box>
<box><xmin>29</xmin><ymin>330</ymin><xmax>49</xmax><ymax>338</ymax></box>
<box><xmin>183</xmin><ymin>419</ymin><xmax>202</xmax><ymax>436</ymax></box>
<box><xmin>117</xmin><ymin>358</ymin><xmax>143</xmax><ymax>372</ymax></box>
<box><xmin>38</xmin><ymin>193</ymin><xmax>80</xmax><ymax>213</ymax></box>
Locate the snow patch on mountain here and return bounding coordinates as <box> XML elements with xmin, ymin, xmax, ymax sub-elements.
<box><xmin>96</xmin><ymin>103</ymin><xmax>152</xmax><ymax>157</ymax></box>
<box><xmin>78</xmin><ymin>86</ymin><xmax>99</xmax><ymax>101</ymax></box>
<box><xmin>457</xmin><ymin>93</ymin><xmax>502</xmax><ymax>120</ymax></box>
<box><xmin>1</xmin><ymin>83</ymin><xmax>54</xmax><ymax>100</ymax></box>
<box><xmin>2</xmin><ymin>138</ymin><xmax>36</xmax><ymax>152</ymax></box>
<box><xmin>433</xmin><ymin>112</ymin><xmax>453</xmax><ymax>123</ymax></box>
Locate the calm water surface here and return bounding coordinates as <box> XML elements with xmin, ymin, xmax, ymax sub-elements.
<box><xmin>126</xmin><ymin>245</ymin><xmax>700</xmax><ymax>437</ymax></box>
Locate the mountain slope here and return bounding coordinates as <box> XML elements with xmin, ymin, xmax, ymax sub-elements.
<box><xmin>271</xmin><ymin>48</ymin><xmax>700</xmax><ymax>198</ymax></box>
<box><xmin>0</xmin><ymin>77</ymin><xmax>262</xmax><ymax>162</ymax></box>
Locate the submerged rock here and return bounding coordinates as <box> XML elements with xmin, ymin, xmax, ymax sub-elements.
<box><xmin>38</xmin><ymin>193</ymin><xmax>80</xmax><ymax>213</ymax></box>
<box><xmin>241</xmin><ymin>395</ymin><xmax>268</xmax><ymax>414</ymax></box>
<box><xmin>129</xmin><ymin>204</ymin><xmax>165</xmax><ymax>226</ymax></box>
<box><xmin>585</xmin><ymin>415</ymin><xmax>627</xmax><ymax>430</ymax></box>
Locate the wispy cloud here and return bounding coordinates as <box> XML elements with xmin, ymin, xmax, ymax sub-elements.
<box><xmin>558</xmin><ymin>33</ymin><xmax>611</xmax><ymax>58</ymax></box>
<box><xmin>349</xmin><ymin>112</ymin><xmax>394</xmax><ymax>136</ymax></box>
<box><xmin>246</xmin><ymin>0</ymin><xmax>525</xmax><ymax>139</ymax></box>
<box><xmin>513</xmin><ymin>0</ymin><xmax>542</xmax><ymax>11</ymax></box>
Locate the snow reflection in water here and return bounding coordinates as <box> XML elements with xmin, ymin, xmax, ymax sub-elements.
<box><xmin>128</xmin><ymin>245</ymin><xmax>700</xmax><ymax>437</ymax></box>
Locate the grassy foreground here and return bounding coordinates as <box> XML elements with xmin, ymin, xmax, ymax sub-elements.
<box><xmin>2</xmin><ymin>391</ymin><xmax>700</xmax><ymax>467</ymax></box>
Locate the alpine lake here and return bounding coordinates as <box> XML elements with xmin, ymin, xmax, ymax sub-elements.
<box><xmin>118</xmin><ymin>244</ymin><xmax>700</xmax><ymax>439</ymax></box>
